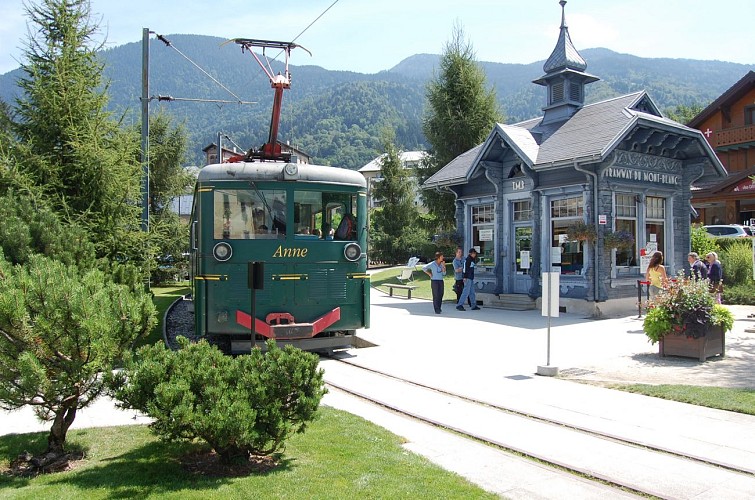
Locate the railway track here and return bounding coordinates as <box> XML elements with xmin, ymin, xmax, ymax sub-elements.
<box><xmin>321</xmin><ymin>356</ymin><xmax>755</xmax><ymax>499</ymax></box>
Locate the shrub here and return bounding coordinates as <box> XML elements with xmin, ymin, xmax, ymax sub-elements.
<box><xmin>0</xmin><ymin>252</ymin><xmax>156</xmax><ymax>461</ymax></box>
<box><xmin>719</xmin><ymin>240</ymin><xmax>754</xmax><ymax>287</ymax></box>
<box><xmin>723</xmin><ymin>282</ymin><xmax>755</xmax><ymax>305</ymax></box>
<box><xmin>109</xmin><ymin>338</ymin><xmax>327</xmax><ymax>464</ymax></box>
<box><xmin>690</xmin><ymin>224</ymin><xmax>721</xmax><ymax>258</ymax></box>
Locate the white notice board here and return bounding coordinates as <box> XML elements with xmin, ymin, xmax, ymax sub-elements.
<box><xmin>520</xmin><ymin>250</ymin><xmax>531</xmax><ymax>269</ymax></box>
<box><xmin>541</xmin><ymin>272</ymin><xmax>560</xmax><ymax>317</ymax></box>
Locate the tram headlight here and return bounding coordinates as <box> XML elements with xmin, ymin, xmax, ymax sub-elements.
<box><xmin>213</xmin><ymin>242</ymin><xmax>233</xmax><ymax>262</ymax></box>
<box><xmin>343</xmin><ymin>243</ymin><xmax>361</xmax><ymax>262</ymax></box>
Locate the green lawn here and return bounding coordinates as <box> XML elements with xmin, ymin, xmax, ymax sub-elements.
<box><xmin>370</xmin><ymin>265</ymin><xmax>457</xmax><ymax>301</ymax></box>
<box><xmin>0</xmin><ymin>407</ymin><xmax>495</xmax><ymax>499</ymax></box>
<box><xmin>613</xmin><ymin>384</ymin><xmax>755</xmax><ymax>415</ymax></box>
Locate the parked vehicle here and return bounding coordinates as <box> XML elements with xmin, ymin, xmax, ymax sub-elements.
<box><xmin>703</xmin><ymin>224</ymin><xmax>754</xmax><ymax>238</ymax></box>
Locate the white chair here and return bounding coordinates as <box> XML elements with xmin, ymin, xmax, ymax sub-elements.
<box><xmin>396</xmin><ymin>268</ymin><xmax>414</xmax><ymax>283</ymax></box>
<box><xmin>396</xmin><ymin>257</ymin><xmax>420</xmax><ymax>283</ymax></box>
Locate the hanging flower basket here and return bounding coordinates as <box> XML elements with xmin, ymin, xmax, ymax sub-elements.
<box><xmin>603</xmin><ymin>230</ymin><xmax>635</xmax><ymax>250</ymax></box>
<box><xmin>566</xmin><ymin>220</ymin><xmax>597</xmax><ymax>242</ymax></box>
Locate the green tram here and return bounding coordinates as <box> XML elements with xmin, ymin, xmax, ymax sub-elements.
<box><xmin>189</xmin><ymin>159</ymin><xmax>370</xmax><ymax>354</ymax></box>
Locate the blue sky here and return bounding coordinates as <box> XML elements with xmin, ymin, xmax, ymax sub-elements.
<box><xmin>1</xmin><ymin>0</ymin><xmax>753</xmax><ymax>75</ymax></box>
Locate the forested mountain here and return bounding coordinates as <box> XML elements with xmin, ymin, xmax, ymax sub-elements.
<box><xmin>1</xmin><ymin>34</ymin><xmax>750</xmax><ymax>169</ymax></box>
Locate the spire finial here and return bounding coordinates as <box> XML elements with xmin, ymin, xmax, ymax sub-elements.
<box><xmin>560</xmin><ymin>0</ymin><xmax>567</xmax><ymax>28</ymax></box>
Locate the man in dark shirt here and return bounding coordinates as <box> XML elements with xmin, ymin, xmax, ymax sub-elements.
<box><xmin>456</xmin><ymin>248</ymin><xmax>481</xmax><ymax>311</ymax></box>
<box><xmin>687</xmin><ymin>252</ymin><xmax>708</xmax><ymax>280</ymax></box>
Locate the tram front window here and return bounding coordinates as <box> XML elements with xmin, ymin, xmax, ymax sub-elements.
<box><xmin>214</xmin><ymin>189</ymin><xmax>286</xmax><ymax>239</ymax></box>
<box><xmin>295</xmin><ymin>190</ymin><xmax>358</xmax><ymax>240</ymax></box>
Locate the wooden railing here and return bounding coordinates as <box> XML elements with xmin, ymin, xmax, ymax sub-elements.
<box><xmin>712</xmin><ymin>124</ymin><xmax>755</xmax><ymax>148</ymax></box>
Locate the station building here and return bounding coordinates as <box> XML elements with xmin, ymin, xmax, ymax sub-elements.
<box><xmin>423</xmin><ymin>1</ymin><xmax>726</xmax><ymax>315</ymax></box>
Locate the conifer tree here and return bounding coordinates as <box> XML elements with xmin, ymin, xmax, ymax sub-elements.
<box><xmin>419</xmin><ymin>24</ymin><xmax>501</xmax><ymax>230</ymax></box>
<box><xmin>0</xmin><ymin>252</ymin><xmax>156</xmax><ymax>469</ymax></box>
<box><xmin>141</xmin><ymin>111</ymin><xmax>193</xmax><ymax>283</ymax></box>
<box><xmin>370</xmin><ymin>136</ymin><xmax>428</xmax><ymax>264</ymax></box>
<box><xmin>11</xmin><ymin>0</ymin><xmax>144</xmax><ymax>261</ymax></box>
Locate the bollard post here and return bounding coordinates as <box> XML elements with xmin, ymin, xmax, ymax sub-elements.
<box><xmin>637</xmin><ymin>279</ymin><xmax>642</xmax><ymax>318</ymax></box>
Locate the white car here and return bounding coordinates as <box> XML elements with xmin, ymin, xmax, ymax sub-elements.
<box><xmin>703</xmin><ymin>224</ymin><xmax>754</xmax><ymax>238</ymax></box>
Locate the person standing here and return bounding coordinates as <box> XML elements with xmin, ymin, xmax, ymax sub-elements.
<box><xmin>452</xmin><ymin>247</ymin><xmax>467</xmax><ymax>306</ymax></box>
<box><xmin>687</xmin><ymin>252</ymin><xmax>708</xmax><ymax>280</ymax></box>
<box><xmin>423</xmin><ymin>252</ymin><xmax>446</xmax><ymax>314</ymax></box>
<box><xmin>456</xmin><ymin>248</ymin><xmax>481</xmax><ymax>311</ymax></box>
<box><xmin>645</xmin><ymin>251</ymin><xmax>667</xmax><ymax>298</ymax></box>
<box><xmin>706</xmin><ymin>251</ymin><xmax>723</xmax><ymax>304</ymax></box>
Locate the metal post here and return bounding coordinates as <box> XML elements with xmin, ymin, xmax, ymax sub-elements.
<box><xmin>140</xmin><ymin>28</ymin><xmax>150</xmax><ymax>233</ymax></box>
<box><xmin>546</xmin><ymin>272</ymin><xmax>551</xmax><ymax>366</ymax></box>
<box><xmin>251</xmin><ymin>287</ymin><xmax>256</xmax><ymax>354</ymax></box>
<box><xmin>637</xmin><ymin>279</ymin><xmax>642</xmax><ymax>318</ymax></box>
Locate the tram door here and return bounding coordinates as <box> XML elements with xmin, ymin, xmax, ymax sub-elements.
<box><xmin>510</xmin><ymin>224</ymin><xmax>532</xmax><ymax>293</ymax></box>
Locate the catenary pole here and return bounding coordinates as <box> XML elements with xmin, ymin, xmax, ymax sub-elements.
<box><xmin>141</xmin><ymin>28</ymin><xmax>150</xmax><ymax>233</ymax></box>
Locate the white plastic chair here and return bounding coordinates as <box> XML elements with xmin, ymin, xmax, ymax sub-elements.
<box><xmin>396</xmin><ymin>257</ymin><xmax>419</xmax><ymax>283</ymax></box>
<box><xmin>396</xmin><ymin>268</ymin><xmax>414</xmax><ymax>283</ymax></box>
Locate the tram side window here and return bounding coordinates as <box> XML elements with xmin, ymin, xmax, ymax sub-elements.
<box><xmin>214</xmin><ymin>189</ymin><xmax>286</xmax><ymax>239</ymax></box>
<box><xmin>294</xmin><ymin>190</ymin><xmax>358</xmax><ymax>240</ymax></box>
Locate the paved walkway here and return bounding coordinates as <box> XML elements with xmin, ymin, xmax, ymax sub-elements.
<box><xmin>318</xmin><ymin>288</ymin><xmax>755</xmax><ymax>498</ymax></box>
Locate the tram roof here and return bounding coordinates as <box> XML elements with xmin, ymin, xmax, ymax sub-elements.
<box><xmin>197</xmin><ymin>161</ymin><xmax>367</xmax><ymax>188</ymax></box>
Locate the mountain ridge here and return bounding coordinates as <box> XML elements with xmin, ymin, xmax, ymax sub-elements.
<box><xmin>1</xmin><ymin>34</ymin><xmax>751</xmax><ymax>169</ymax></box>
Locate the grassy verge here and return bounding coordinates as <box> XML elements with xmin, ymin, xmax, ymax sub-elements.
<box><xmin>140</xmin><ymin>284</ymin><xmax>191</xmax><ymax>347</ymax></box>
<box><xmin>370</xmin><ymin>265</ymin><xmax>457</xmax><ymax>301</ymax></box>
<box><xmin>0</xmin><ymin>407</ymin><xmax>495</xmax><ymax>499</ymax></box>
<box><xmin>612</xmin><ymin>384</ymin><xmax>755</xmax><ymax>415</ymax></box>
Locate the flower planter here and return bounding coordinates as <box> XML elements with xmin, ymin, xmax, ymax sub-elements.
<box><xmin>659</xmin><ymin>325</ymin><xmax>725</xmax><ymax>361</ymax></box>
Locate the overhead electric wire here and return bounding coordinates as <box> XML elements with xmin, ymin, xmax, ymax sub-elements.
<box><xmin>289</xmin><ymin>0</ymin><xmax>340</xmax><ymax>44</ymax></box>
<box><xmin>155</xmin><ymin>34</ymin><xmax>247</xmax><ymax>104</ymax></box>
<box><xmin>153</xmin><ymin>95</ymin><xmax>256</xmax><ymax>105</ymax></box>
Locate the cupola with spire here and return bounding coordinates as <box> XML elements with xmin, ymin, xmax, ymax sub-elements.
<box><xmin>533</xmin><ymin>0</ymin><xmax>599</xmax><ymax>124</ymax></box>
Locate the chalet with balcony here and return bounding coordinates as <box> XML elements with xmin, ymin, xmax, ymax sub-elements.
<box><xmin>688</xmin><ymin>71</ymin><xmax>755</xmax><ymax>225</ymax></box>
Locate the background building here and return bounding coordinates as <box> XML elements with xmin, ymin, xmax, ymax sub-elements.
<box><xmin>359</xmin><ymin>151</ymin><xmax>427</xmax><ymax>210</ymax></box>
<box><xmin>688</xmin><ymin>71</ymin><xmax>755</xmax><ymax>226</ymax></box>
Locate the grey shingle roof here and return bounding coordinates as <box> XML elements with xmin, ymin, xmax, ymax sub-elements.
<box><xmin>423</xmin><ymin>144</ymin><xmax>483</xmax><ymax>186</ymax></box>
<box><xmin>423</xmin><ymin>90</ymin><xmax>725</xmax><ymax>189</ymax></box>
<box><xmin>532</xmin><ymin>92</ymin><xmax>644</xmax><ymax>165</ymax></box>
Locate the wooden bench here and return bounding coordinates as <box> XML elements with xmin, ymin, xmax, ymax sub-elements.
<box><xmin>384</xmin><ymin>283</ymin><xmax>418</xmax><ymax>299</ymax></box>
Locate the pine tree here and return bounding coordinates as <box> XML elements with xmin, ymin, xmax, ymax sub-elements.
<box><xmin>10</xmin><ymin>0</ymin><xmax>144</xmax><ymax>261</ymax></box>
<box><xmin>0</xmin><ymin>252</ymin><xmax>156</xmax><ymax>468</ymax></box>
<box><xmin>419</xmin><ymin>24</ymin><xmax>502</xmax><ymax>230</ymax></box>
<box><xmin>371</xmin><ymin>138</ymin><xmax>428</xmax><ymax>264</ymax></box>
<box><xmin>141</xmin><ymin>111</ymin><xmax>193</xmax><ymax>283</ymax></box>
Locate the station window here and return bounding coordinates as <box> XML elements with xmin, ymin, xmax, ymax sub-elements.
<box><xmin>214</xmin><ymin>189</ymin><xmax>286</xmax><ymax>239</ymax></box>
<box><xmin>645</xmin><ymin>196</ymin><xmax>665</xmax><ymax>255</ymax></box>
<box><xmin>615</xmin><ymin>194</ymin><xmax>637</xmax><ymax>266</ymax></box>
<box><xmin>471</xmin><ymin>204</ymin><xmax>495</xmax><ymax>267</ymax></box>
<box><xmin>513</xmin><ymin>200</ymin><xmax>532</xmax><ymax>221</ymax></box>
<box><xmin>551</xmin><ymin>196</ymin><xmax>584</xmax><ymax>275</ymax></box>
